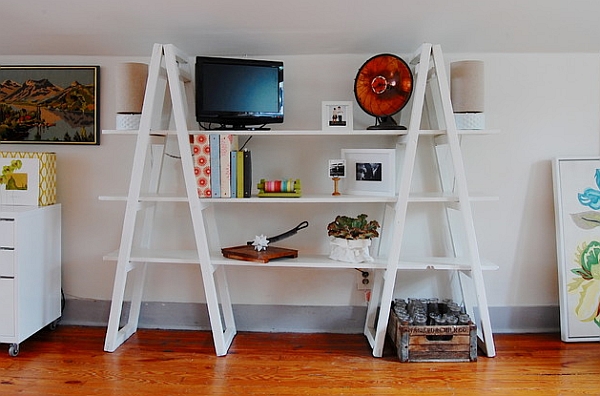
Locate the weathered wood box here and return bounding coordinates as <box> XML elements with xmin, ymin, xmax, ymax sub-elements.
<box><xmin>388</xmin><ymin>309</ymin><xmax>477</xmax><ymax>362</ymax></box>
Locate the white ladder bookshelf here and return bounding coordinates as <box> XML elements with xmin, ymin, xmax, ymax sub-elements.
<box><xmin>102</xmin><ymin>42</ymin><xmax>496</xmax><ymax>358</ymax></box>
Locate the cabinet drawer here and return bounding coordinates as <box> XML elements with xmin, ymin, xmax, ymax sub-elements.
<box><xmin>0</xmin><ymin>248</ymin><xmax>15</xmax><ymax>277</ymax></box>
<box><xmin>0</xmin><ymin>218</ymin><xmax>14</xmax><ymax>247</ymax></box>
<box><xmin>0</xmin><ymin>278</ymin><xmax>15</xmax><ymax>337</ymax></box>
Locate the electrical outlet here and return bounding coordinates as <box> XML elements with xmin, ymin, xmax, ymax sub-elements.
<box><xmin>357</xmin><ymin>270</ymin><xmax>372</xmax><ymax>290</ymax></box>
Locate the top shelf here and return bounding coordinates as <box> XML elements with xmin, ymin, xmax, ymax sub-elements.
<box><xmin>102</xmin><ymin>129</ymin><xmax>500</xmax><ymax>137</ymax></box>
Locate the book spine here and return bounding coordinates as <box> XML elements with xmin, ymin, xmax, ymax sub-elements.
<box><xmin>209</xmin><ymin>134</ymin><xmax>221</xmax><ymax>198</ymax></box>
<box><xmin>230</xmin><ymin>151</ymin><xmax>238</xmax><ymax>198</ymax></box>
<box><xmin>219</xmin><ymin>135</ymin><xmax>238</xmax><ymax>198</ymax></box>
<box><xmin>219</xmin><ymin>135</ymin><xmax>232</xmax><ymax>198</ymax></box>
<box><xmin>236</xmin><ymin>150</ymin><xmax>244</xmax><ymax>198</ymax></box>
<box><xmin>243</xmin><ymin>149</ymin><xmax>252</xmax><ymax>198</ymax></box>
<box><xmin>191</xmin><ymin>134</ymin><xmax>211</xmax><ymax>198</ymax></box>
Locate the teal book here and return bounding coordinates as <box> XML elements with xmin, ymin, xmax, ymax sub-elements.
<box><xmin>209</xmin><ymin>134</ymin><xmax>220</xmax><ymax>198</ymax></box>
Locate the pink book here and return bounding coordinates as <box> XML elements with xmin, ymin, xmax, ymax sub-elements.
<box><xmin>191</xmin><ymin>134</ymin><xmax>211</xmax><ymax>197</ymax></box>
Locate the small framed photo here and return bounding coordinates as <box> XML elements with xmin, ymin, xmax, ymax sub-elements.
<box><xmin>328</xmin><ymin>159</ymin><xmax>346</xmax><ymax>178</ymax></box>
<box><xmin>322</xmin><ymin>101</ymin><xmax>353</xmax><ymax>131</ymax></box>
<box><xmin>341</xmin><ymin>149</ymin><xmax>396</xmax><ymax>196</ymax></box>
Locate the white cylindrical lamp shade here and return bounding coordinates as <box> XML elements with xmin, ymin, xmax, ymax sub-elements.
<box><xmin>115</xmin><ymin>62</ymin><xmax>148</xmax><ymax>130</ymax></box>
<box><xmin>450</xmin><ymin>60</ymin><xmax>484</xmax><ymax>113</ymax></box>
<box><xmin>450</xmin><ymin>60</ymin><xmax>484</xmax><ymax>129</ymax></box>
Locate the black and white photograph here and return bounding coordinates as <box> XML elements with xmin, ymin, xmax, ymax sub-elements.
<box><xmin>356</xmin><ymin>162</ymin><xmax>382</xmax><ymax>181</ymax></box>
<box><xmin>328</xmin><ymin>159</ymin><xmax>346</xmax><ymax>178</ymax></box>
<box><xmin>341</xmin><ymin>149</ymin><xmax>395</xmax><ymax>196</ymax></box>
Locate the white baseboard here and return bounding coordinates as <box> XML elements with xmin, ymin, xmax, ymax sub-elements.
<box><xmin>60</xmin><ymin>299</ymin><xmax>560</xmax><ymax>334</ymax></box>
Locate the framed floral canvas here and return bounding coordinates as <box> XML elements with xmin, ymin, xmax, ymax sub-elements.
<box><xmin>553</xmin><ymin>157</ymin><xmax>600</xmax><ymax>342</ymax></box>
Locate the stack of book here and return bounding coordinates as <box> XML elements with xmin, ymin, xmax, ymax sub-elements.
<box><xmin>191</xmin><ymin>134</ymin><xmax>252</xmax><ymax>198</ymax></box>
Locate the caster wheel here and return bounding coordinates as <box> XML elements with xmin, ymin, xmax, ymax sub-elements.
<box><xmin>8</xmin><ymin>343</ymin><xmax>19</xmax><ymax>357</ymax></box>
<box><xmin>48</xmin><ymin>317</ymin><xmax>61</xmax><ymax>331</ymax></box>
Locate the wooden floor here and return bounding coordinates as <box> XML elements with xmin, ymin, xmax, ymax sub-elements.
<box><xmin>0</xmin><ymin>326</ymin><xmax>599</xmax><ymax>395</ymax></box>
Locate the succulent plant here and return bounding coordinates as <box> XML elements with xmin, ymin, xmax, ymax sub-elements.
<box><xmin>327</xmin><ymin>214</ymin><xmax>380</xmax><ymax>240</ymax></box>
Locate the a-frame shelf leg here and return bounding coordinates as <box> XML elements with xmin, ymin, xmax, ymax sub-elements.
<box><xmin>368</xmin><ymin>43</ymin><xmax>433</xmax><ymax>358</ymax></box>
<box><xmin>367</xmin><ymin>43</ymin><xmax>495</xmax><ymax>358</ymax></box>
<box><xmin>104</xmin><ymin>44</ymin><xmax>166</xmax><ymax>352</ymax></box>
<box><xmin>430</xmin><ymin>44</ymin><xmax>495</xmax><ymax>357</ymax></box>
<box><xmin>105</xmin><ymin>44</ymin><xmax>238</xmax><ymax>355</ymax></box>
<box><xmin>163</xmin><ymin>45</ymin><xmax>237</xmax><ymax>356</ymax></box>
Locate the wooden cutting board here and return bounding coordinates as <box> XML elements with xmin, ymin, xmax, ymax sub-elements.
<box><xmin>221</xmin><ymin>245</ymin><xmax>298</xmax><ymax>263</ymax></box>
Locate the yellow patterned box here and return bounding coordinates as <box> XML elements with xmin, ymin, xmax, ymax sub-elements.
<box><xmin>0</xmin><ymin>151</ymin><xmax>56</xmax><ymax>206</ymax></box>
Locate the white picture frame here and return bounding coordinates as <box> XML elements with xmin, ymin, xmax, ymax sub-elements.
<box><xmin>552</xmin><ymin>157</ymin><xmax>600</xmax><ymax>342</ymax></box>
<box><xmin>341</xmin><ymin>149</ymin><xmax>395</xmax><ymax>196</ymax></box>
<box><xmin>322</xmin><ymin>101</ymin><xmax>353</xmax><ymax>131</ymax></box>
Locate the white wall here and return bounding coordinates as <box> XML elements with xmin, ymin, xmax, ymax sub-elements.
<box><xmin>1</xmin><ymin>50</ymin><xmax>598</xmax><ymax>317</ymax></box>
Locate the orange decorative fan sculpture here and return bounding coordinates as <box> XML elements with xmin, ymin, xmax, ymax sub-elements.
<box><xmin>354</xmin><ymin>53</ymin><xmax>413</xmax><ymax>130</ymax></box>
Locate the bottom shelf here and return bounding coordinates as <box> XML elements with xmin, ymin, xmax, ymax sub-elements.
<box><xmin>103</xmin><ymin>249</ymin><xmax>498</xmax><ymax>271</ymax></box>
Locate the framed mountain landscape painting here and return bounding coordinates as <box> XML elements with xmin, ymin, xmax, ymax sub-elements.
<box><xmin>0</xmin><ymin>65</ymin><xmax>99</xmax><ymax>144</ymax></box>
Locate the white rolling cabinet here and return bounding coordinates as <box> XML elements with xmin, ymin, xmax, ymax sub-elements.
<box><xmin>0</xmin><ymin>204</ymin><xmax>62</xmax><ymax>356</ymax></box>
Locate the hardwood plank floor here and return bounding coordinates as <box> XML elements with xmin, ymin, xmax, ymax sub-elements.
<box><xmin>0</xmin><ymin>326</ymin><xmax>598</xmax><ymax>395</ymax></box>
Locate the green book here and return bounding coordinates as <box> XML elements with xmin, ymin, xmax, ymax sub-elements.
<box><xmin>236</xmin><ymin>150</ymin><xmax>244</xmax><ymax>198</ymax></box>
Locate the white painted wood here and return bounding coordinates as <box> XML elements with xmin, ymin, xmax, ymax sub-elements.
<box><xmin>0</xmin><ymin>205</ymin><xmax>62</xmax><ymax>354</ymax></box>
<box><xmin>366</xmin><ymin>44</ymin><xmax>496</xmax><ymax>358</ymax></box>
<box><xmin>104</xmin><ymin>43</ymin><xmax>167</xmax><ymax>353</ymax></box>
<box><xmin>366</xmin><ymin>43</ymin><xmax>434</xmax><ymax>357</ymax></box>
<box><xmin>103</xmin><ymin>44</ymin><xmax>238</xmax><ymax>356</ymax></box>
<box><xmin>102</xmin><ymin>128</ymin><xmax>500</xmax><ymax>137</ymax></box>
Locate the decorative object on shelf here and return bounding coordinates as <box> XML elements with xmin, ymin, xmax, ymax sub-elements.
<box><xmin>251</xmin><ymin>234</ymin><xmax>269</xmax><ymax>251</ymax></box>
<box><xmin>246</xmin><ymin>221</ymin><xmax>309</xmax><ymax>246</ymax></box>
<box><xmin>354</xmin><ymin>54</ymin><xmax>413</xmax><ymax>130</ymax></box>
<box><xmin>321</xmin><ymin>101</ymin><xmax>353</xmax><ymax>131</ymax></box>
<box><xmin>341</xmin><ymin>148</ymin><xmax>396</xmax><ymax>196</ymax></box>
<box><xmin>328</xmin><ymin>159</ymin><xmax>346</xmax><ymax>196</ymax></box>
<box><xmin>257</xmin><ymin>178</ymin><xmax>302</xmax><ymax>197</ymax></box>
<box><xmin>115</xmin><ymin>62</ymin><xmax>148</xmax><ymax>130</ymax></box>
<box><xmin>0</xmin><ymin>65</ymin><xmax>100</xmax><ymax>144</ymax></box>
<box><xmin>221</xmin><ymin>245</ymin><xmax>298</xmax><ymax>263</ymax></box>
<box><xmin>327</xmin><ymin>214</ymin><xmax>380</xmax><ymax>263</ymax></box>
<box><xmin>0</xmin><ymin>151</ymin><xmax>56</xmax><ymax>206</ymax></box>
<box><xmin>553</xmin><ymin>157</ymin><xmax>600</xmax><ymax>342</ymax></box>
<box><xmin>450</xmin><ymin>60</ymin><xmax>485</xmax><ymax>130</ymax></box>
<box><xmin>222</xmin><ymin>221</ymin><xmax>308</xmax><ymax>263</ymax></box>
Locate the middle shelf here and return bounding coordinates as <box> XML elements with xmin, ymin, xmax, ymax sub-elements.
<box><xmin>103</xmin><ymin>248</ymin><xmax>499</xmax><ymax>271</ymax></box>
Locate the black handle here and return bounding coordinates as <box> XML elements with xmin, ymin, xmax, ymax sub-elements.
<box><xmin>247</xmin><ymin>221</ymin><xmax>309</xmax><ymax>245</ymax></box>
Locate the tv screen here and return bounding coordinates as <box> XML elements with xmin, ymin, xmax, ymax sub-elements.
<box><xmin>195</xmin><ymin>56</ymin><xmax>284</xmax><ymax>129</ymax></box>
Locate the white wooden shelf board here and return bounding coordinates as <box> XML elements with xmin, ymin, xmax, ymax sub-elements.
<box><xmin>99</xmin><ymin>193</ymin><xmax>497</xmax><ymax>204</ymax></box>
<box><xmin>102</xmin><ymin>129</ymin><xmax>500</xmax><ymax>137</ymax></box>
<box><xmin>103</xmin><ymin>249</ymin><xmax>497</xmax><ymax>271</ymax></box>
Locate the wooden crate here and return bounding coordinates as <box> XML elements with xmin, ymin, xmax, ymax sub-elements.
<box><xmin>388</xmin><ymin>309</ymin><xmax>477</xmax><ymax>362</ymax></box>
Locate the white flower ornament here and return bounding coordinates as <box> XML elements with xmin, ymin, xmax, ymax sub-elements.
<box><xmin>252</xmin><ymin>234</ymin><xmax>269</xmax><ymax>251</ymax></box>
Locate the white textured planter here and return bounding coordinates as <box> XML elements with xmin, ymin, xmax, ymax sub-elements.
<box><xmin>116</xmin><ymin>114</ymin><xmax>141</xmax><ymax>130</ymax></box>
<box><xmin>329</xmin><ymin>237</ymin><xmax>373</xmax><ymax>263</ymax></box>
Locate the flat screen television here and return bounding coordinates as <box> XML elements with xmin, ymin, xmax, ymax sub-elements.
<box><xmin>195</xmin><ymin>56</ymin><xmax>284</xmax><ymax>130</ymax></box>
